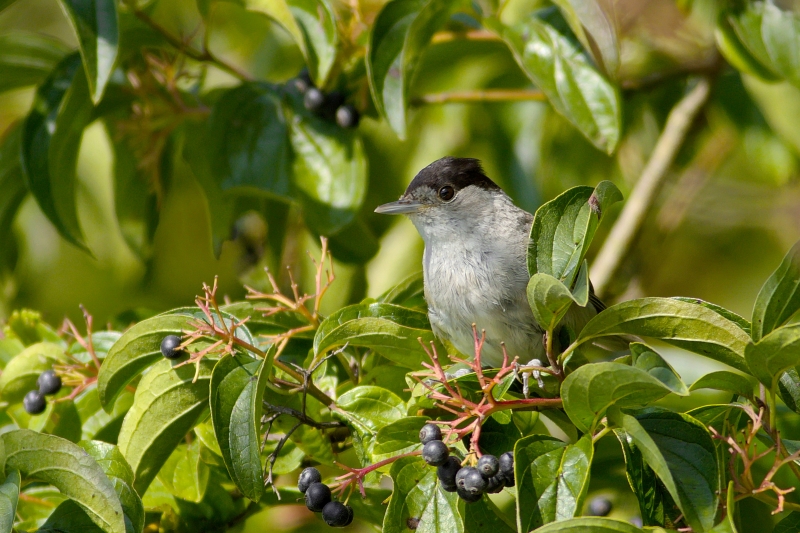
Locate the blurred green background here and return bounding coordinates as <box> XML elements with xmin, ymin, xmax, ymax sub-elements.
<box><xmin>2</xmin><ymin>0</ymin><xmax>800</xmax><ymax>530</ymax></box>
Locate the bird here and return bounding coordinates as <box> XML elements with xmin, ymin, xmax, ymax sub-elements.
<box><xmin>374</xmin><ymin>157</ymin><xmax>601</xmax><ymax>368</ymax></box>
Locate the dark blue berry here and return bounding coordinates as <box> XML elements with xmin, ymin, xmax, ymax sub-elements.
<box><xmin>588</xmin><ymin>497</ymin><xmax>612</xmax><ymax>516</ymax></box>
<box><xmin>305</xmin><ymin>482</ymin><xmax>331</xmax><ymax>512</ymax></box>
<box><xmin>298</xmin><ymin>467</ymin><xmax>322</xmax><ymax>493</ymax></box>
<box><xmin>160</xmin><ymin>335</ymin><xmax>183</xmax><ymax>359</ymax></box>
<box><xmin>498</xmin><ymin>451</ymin><xmax>514</xmax><ymax>486</ymax></box>
<box><xmin>23</xmin><ymin>390</ymin><xmax>46</xmax><ymax>414</ymax></box>
<box><xmin>477</xmin><ymin>454</ymin><xmax>499</xmax><ymax>478</ymax></box>
<box><xmin>422</xmin><ymin>440</ymin><xmax>449</xmax><ymax>466</ymax></box>
<box><xmin>322</xmin><ymin>501</ymin><xmax>352</xmax><ymax>527</ymax></box>
<box><xmin>37</xmin><ymin>370</ymin><xmax>61</xmax><ymax>395</ymax></box>
<box><xmin>460</xmin><ymin>467</ymin><xmax>486</xmax><ymax>497</ymax></box>
<box><xmin>437</xmin><ymin>456</ymin><xmax>460</xmax><ymax>492</ymax></box>
<box><xmin>419</xmin><ymin>423</ymin><xmax>442</xmax><ymax>444</ymax></box>
<box><xmin>304</xmin><ymin>88</ymin><xmax>325</xmax><ymax>113</ymax></box>
<box><xmin>335</xmin><ymin>105</ymin><xmax>360</xmax><ymax>129</ymax></box>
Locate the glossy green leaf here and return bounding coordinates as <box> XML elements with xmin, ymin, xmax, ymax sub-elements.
<box><xmin>288</xmin><ymin>0</ymin><xmax>337</xmax><ymax>86</ymax></box>
<box><xmin>367</xmin><ymin>0</ymin><xmax>461</xmax><ymax>138</ymax></box>
<box><xmin>779</xmin><ymin>368</ymin><xmax>800</xmax><ymax>413</ymax></box>
<box><xmin>630</xmin><ymin>342</ymin><xmax>688</xmax><ymax>396</ymax></box>
<box><xmin>383</xmin><ymin>456</ymin><xmax>462</xmax><ymax>533</ymax></box>
<box><xmin>745</xmin><ymin>323</ymin><xmax>800</xmax><ymax>388</ymax></box>
<box><xmin>715</xmin><ymin>11</ymin><xmax>781</xmax><ymax>81</ymax></box>
<box><xmin>289</xmin><ymin>110</ymin><xmax>368</xmax><ymax>234</ymax></box>
<box><xmin>562</xmin><ymin>362</ymin><xmax>673</xmax><ymax>432</ymax></box>
<box><xmin>206</xmin><ymin>84</ymin><xmax>292</xmax><ymax>197</ymax></box>
<box><xmin>336</xmin><ymin>385</ymin><xmax>405</xmax><ymax>463</ymax></box>
<box><xmin>527</xmin><ymin>181</ymin><xmax>621</xmax><ymax>285</ymax></box>
<box><xmin>315</xmin><ymin>302</ymin><xmax>440</xmax><ymax>368</ymax></box>
<box><xmin>57</xmin><ymin>0</ymin><xmax>118</xmax><ymax>102</ymax></box>
<box><xmin>572</xmin><ymin>297</ymin><xmax>751</xmax><ymax>372</ymax></box>
<box><xmin>20</xmin><ymin>52</ymin><xmax>92</xmax><ymax>251</ymax></box>
<box><xmin>0</xmin><ymin>32</ymin><xmax>69</xmax><ymax>94</ymax></box>
<box><xmin>75</xmin><ymin>386</ymin><xmax>134</xmax><ymax>442</ymax></box>
<box><xmin>689</xmin><ymin>371</ymin><xmax>756</xmax><ymax>399</ymax></box>
<box><xmin>726</xmin><ymin>2</ymin><xmax>778</xmax><ymax>77</ymax></box>
<box><xmin>117</xmin><ymin>357</ymin><xmax>214</xmax><ymax>494</ymax></box>
<box><xmin>551</xmin><ymin>0</ymin><xmax>619</xmax><ymax>78</ymax></box>
<box><xmin>774</xmin><ymin>512</ymin><xmax>800</xmax><ymax>533</ymax></box>
<box><xmin>608</xmin><ymin>408</ymin><xmax>718</xmax><ymax>533</ymax></box>
<box><xmin>464</xmin><ymin>496</ymin><xmax>515</xmax><ymax>533</ymax></box>
<box><xmin>371</xmin><ymin>416</ymin><xmax>427</xmax><ymax>461</ymax></box>
<box><xmin>379</xmin><ymin>271</ymin><xmax>426</xmax><ymax>308</ymax></box>
<box><xmin>527</xmin><ymin>266</ymin><xmax>589</xmax><ymax>333</ymax></box>
<box><xmin>0</xmin><ymin>470</ymin><xmax>20</xmax><ymax>533</ymax></box>
<box><xmin>2</xmin><ymin>429</ymin><xmax>126</xmax><ymax>533</ymax></box>
<box><xmin>535</xmin><ymin>517</ymin><xmax>644</xmax><ymax>532</ymax></box>
<box><xmin>671</xmin><ymin>297</ymin><xmax>752</xmax><ymax>336</ymax></box>
<box><xmin>38</xmin><ymin>499</ymin><xmax>107</xmax><ymax>532</ymax></box>
<box><xmin>210</xmin><ymin>351</ymin><xmax>274</xmax><ymax>502</ymax></box>
<box><xmin>614</xmin><ymin>429</ymin><xmax>666</xmax><ymax>527</ymax></box>
<box><xmin>155</xmin><ymin>441</ymin><xmax>210</xmax><ymax>503</ymax></box>
<box><xmin>515</xmin><ymin>434</ymin><xmax>593</xmax><ymax>531</ymax></box>
<box><xmin>0</xmin><ymin>342</ymin><xmax>65</xmax><ymax>403</ymax></box>
<box><xmin>97</xmin><ymin>313</ymin><xmax>194</xmax><ymax>408</ymax></box>
<box><xmin>497</xmin><ymin>7</ymin><xmax>621</xmax><ymax>153</ymax></box>
<box><xmin>79</xmin><ymin>441</ymin><xmax>144</xmax><ymax>533</ymax></box>
<box><xmin>751</xmin><ymin>240</ymin><xmax>800</xmax><ymax>342</ymax></box>
<box><xmin>761</xmin><ymin>2</ymin><xmax>800</xmax><ymax>88</ymax></box>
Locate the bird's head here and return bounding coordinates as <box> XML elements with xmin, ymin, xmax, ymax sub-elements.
<box><xmin>374</xmin><ymin>157</ymin><xmax>503</xmax><ymax>239</ymax></box>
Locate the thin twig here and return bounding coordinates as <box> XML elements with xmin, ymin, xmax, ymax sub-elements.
<box><xmin>591</xmin><ymin>77</ymin><xmax>712</xmax><ymax>298</ymax></box>
<box><xmin>411</xmin><ymin>89</ymin><xmax>546</xmax><ymax>106</ymax></box>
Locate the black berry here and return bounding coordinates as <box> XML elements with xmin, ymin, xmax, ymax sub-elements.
<box><xmin>588</xmin><ymin>496</ymin><xmax>612</xmax><ymax>516</ymax></box>
<box><xmin>335</xmin><ymin>105</ymin><xmax>360</xmax><ymax>129</ymax></box>
<box><xmin>322</xmin><ymin>501</ymin><xmax>352</xmax><ymax>527</ymax></box>
<box><xmin>498</xmin><ymin>451</ymin><xmax>514</xmax><ymax>486</ymax></box>
<box><xmin>304</xmin><ymin>88</ymin><xmax>325</xmax><ymax>113</ymax></box>
<box><xmin>461</xmin><ymin>467</ymin><xmax>486</xmax><ymax>497</ymax></box>
<box><xmin>422</xmin><ymin>440</ymin><xmax>449</xmax><ymax>466</ymax></box>
<box><xmin>23</xmin><ymin>390</ymin><xmax>46</xmax><ymax>415</ymax></box>
<box><xmin>456</xmin><ymin>486</ymin><xmax>482</xmax><ymax>503</ymax></box>
<box><xmin>419</xmin><ymin>423</ymin><xmax>442</xmax><ymax>444</ymax></box>
<box><xmin>37</xmin><ymin>370</ymin><xmax>62</xmax><ymax>396</ymax></box>
<box><xmin>477</xmin><ymin>455</ymin><xmax>499</xmax><ymax>478</ymax></box>
<box><xmin>160</xmin><ymin>335</ymin><xmax>183</xmax><ymax>359</ymax></box>
<box><xmin>298</xmin><ymin>467</ymin><xmax>322</xmax><ymax>493</ymax></box>
<box><xmin>305</xmin><ymin>482</ymin><xmax>332</xmax><ymax>512</ymax></box>
<box><xmin>294</xmin><ymin>69</ymin><xmax>313</xmax><ymax>93</ymax></box>
<box><xmin>485</xmin><ymin>474</ymin><xmax>505</xmax><ymax>493</ymax></box>
<box><xmin>437</xmin><ymin>456</ymin><xmax>460</xmax><ymax>492</ymax></box>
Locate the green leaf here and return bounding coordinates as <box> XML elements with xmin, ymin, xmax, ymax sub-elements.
<box><xmin>371</xmin><ymin>416</ymin><xmax>427</xmax><ymax>461</ymax></box>
<box><xmin>0</xmin><ymin>342</ymin><xmax>65</xmax><ymax>403</ymax></box>
<box><xmin>117</xmin><ymin>357</ymin><xmax>214</xmax><ymax>494</ymax></box>
<box><xmin>315</xmin><ymin>302</ymin><xmax>440</xmax><ymax>368</ymax></box>
<box><xmin>383</xmin><ymin>456</ymin><xmax>462</xmax><ymax>533</ymax></box>
<box><xmin>527</xmin><ymin>181</ymin><xmax>621</xmax><ymax>285</ymax></box>
<box><xmin>751</xmin><ymin>240</ymin><xmax>800</xmax><ymax>342</ymax></box>
<box><xmin>745</xmin><ymin>323</ymin><xmax>800</xmax><ymax>389</ymax></box>
<box><xmin>75</xmin><ymin>386</ymin><xmax>134</xmax><ymax>442</ymax></box>
<box><xmin>774</xmin><ymin>512</ymin><xmax>800</xmax><ymax>533</ymax></box>
<box><xmin>464</xmin><ymin>496</ymin><xmax>515</xmax><ymax>533</ymax></box>
<box><xmin>288</xmin><ymin>0</ymin><xmax>337</xmax><ymax>86</ymax></box>
<box><xmin>238</xmin><ymin>0</ymin><xmax>308</xmax><ymax>58</ymax></box>
<box><xmin>0</xmin><ymin>125</ymin><xmax>27</xmax><ymax>275</ymax></box>
<box><xmin>527</xmin><ymin>266</ymin><xmax>589</xmax><ymax>333</ymax></box>
<box><xmin>533</xmin><ymin>517</ymin><xmax>644</xmax><ymax>532</ymax></box>
<box><xmin>514</xmin><ymin>434</ymin><xmax>593</xmax><ymax>531</ymax></box>
<box><xmin>289</xmin><ymin>110</ymin><xmax>368</xmax><ymax>234</ymax></box>
<box><xmin>156</xmin><ymin>441</ymin><xmax>210</xmax><ymax>503</ymax></box>
<box><xmin>760</xmin><ymin>2</ymin><xmax>800</xmax><ymax>89</ymax></box>
<box><xmin>551</xmin><ymin>0</ymin><xmax>619</xmax><ymax>78</ymax></box>
<box><xmin>0</xmin><ymin>32</ymin><xmax>69</xmax><ymax>94</ymax></box>
<box><xmin>2</xmin><ymin>429</ymin><xmax>126</xmax><ymax>533</ymax></box>
<box><xmin>608</xmin><ymin>408</ymin><xmax>718</xmax><ymax>533</ymax></box>
<box><xmin>78</xmin><ymin>441</ymin><xmax>144</xmax><ymax>533</ymax></box>
<box><xmin>206</xmin><ymin>84</ymin><xmax>292</xmax><ymax>198</ymax></box>
<box><xmin>367</xmin><ymin>0</ymin><xmax>461</xmax><ymax>138</ymax></box>
<box><xmin>336</xmin><ymin>385</ymin><xmax>405</xmax><ymax>463</ymax></box>
<box><xmin>97</xmin><ymin>313</ymin><xmax>195</xmax><ymax>409</ymax></box>
<box><xmin>614</xmin><ymin>429</ymin><xmax>666</xmax><ymax>527</ymax></box>
<box><xmin>562</xmin><ymin>362</ymin><xmax>673</xmax><ymax>432</ymax></box>
<box><xmin>710</xmin><ymin>481</ymin><xmax>737</xmax><ymax>533</ymax></box>
<box><xmin>496</xmin><ymin>7</ymin><xmax>621</xmax><ymax>153</ymax></box>
<box><xmin>671</xmin><ymin>297</ymin><xmax>752</xmax><ymax>336</ymax></box>
<box><xmin>38</xmin><ymin>499</ymin><xmax>106</xmax><ymax>532</ymax></box>
<box><xmin>715</xmin><ymin>11</ymin><xmax>781</xmax><ymax>82</ymax></box>
<box><xmin>572</xmin><ymin>297</ymin><xmax>751</xmax><ymax>372</ymax></box>
<box><xmin>57</xmin><ymin>0</ymin><xmax>118</xmax><ymax>102</ymax></box>
<box><xmin>20</xmin><ymin>52</ymin><xmax>93</xmax><ymax>251</ymax></box>
<box><xmin>210</xmin><ymin>351</ymin><xmax>274</xmax><ymax>502</ymax></box>
<box><xmin>379</xmin><ymin>271</ymin><xmax>426</xmax><ymax>309</ymax></box>
<box><xmin>0</xmin><ymin>0</ymin><xmax>19</xmax><ymax>13</ymax></box>
<box><xmin>689</xmin><ymin>371</ymin><xmax>756</xmax><ymax>399</ymax></box>
<box><xmin>779</xmin><ymin>368</ymin><xmax>800</xmax><ymax>413</ymax></box>
<box><xmin>630</xmin><ymin>342</ymin><xmax>688</xmax><ymax>396</ymax></box>
<box><xmin>0</xmin><ymin>470</ymin><xmax>20</xmax><ymax>533</ymax></box>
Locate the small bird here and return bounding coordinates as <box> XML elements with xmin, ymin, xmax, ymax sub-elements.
<box><xmin>375</xmin><ymin>157</ymin><xmax>600</xmax><ymax>367</ymax></box>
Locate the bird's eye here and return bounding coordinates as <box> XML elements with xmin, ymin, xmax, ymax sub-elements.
<box><xmin>438</xmin><ymin>185</ymin><xmax>455</xmax><ymax>201</ymax></box>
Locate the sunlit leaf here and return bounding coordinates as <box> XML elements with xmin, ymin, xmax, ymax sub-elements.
<box><xmin>0</xmin><ymin>470</ymin><xmax>20</xmax><ymax>533</ymax></box>
<box><xmin>0</xmin><ymin>32</ymin><xmax>69</xmax><ymax>94</ymax></box>
<box><xmin>745</xmin><ymin>323</ymin><xmax>800</xmax><ymax>389</ymax></box>
<box><xmin>0</xmin><ymin>342</ymin><xmax>65</xmax><ymax>403</ymax></box>
<box><xmin>751</xmin><ymin>240</ymin><xmax>800</xmax><ymax>342</ymax></box>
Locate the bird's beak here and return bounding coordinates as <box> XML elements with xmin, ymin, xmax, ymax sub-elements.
<box><xmin>374</xmin><ymin>199</ymin><xmax>423</xmax><ymax>215</ymax></box>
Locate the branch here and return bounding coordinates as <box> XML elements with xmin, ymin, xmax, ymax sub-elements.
<box><xmin>263</xmin><ymin>401</ymin><xmax>345</xmax><ymax>430</ymax></box>
<box><xmin>591</xmin><ymin>77</ymin><xmax>712</xmax><ymax>298</ymax></box>
<box><xmin>411</xmin><ymin>89</ymin><xmax>546</xmax><ymax>106</ymax></box>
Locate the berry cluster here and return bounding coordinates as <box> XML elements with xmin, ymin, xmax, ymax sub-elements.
<box><xmin>419</xmin><ymin>423</ymin><xmax>515</xmax><ymax>502</ymax></box>
<box><xmin>23</xmin><ymin>369</ymin><xmax>62</xmax><ymax>415</ymax></box>
<box><xmin>299</xmin><ymin>467</ymin><xmax>353</xmax><ymax>527</ymax></box>
<box><xmin>294</xmin><ymin>71</ymin><xmax>360</xmax><ymax>129</ymax></box>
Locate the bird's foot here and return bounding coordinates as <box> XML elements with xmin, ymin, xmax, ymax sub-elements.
<box><xmin>514</xmin><ymin>359</ymin><xmax>545</xmax><ymax>398</ymax></box>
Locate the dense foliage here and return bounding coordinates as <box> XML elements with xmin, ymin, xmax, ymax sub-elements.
<box><xmin>2</xmin><ymin>0</ymin><xmax>800</xmax><ymax>532</ymax></box>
